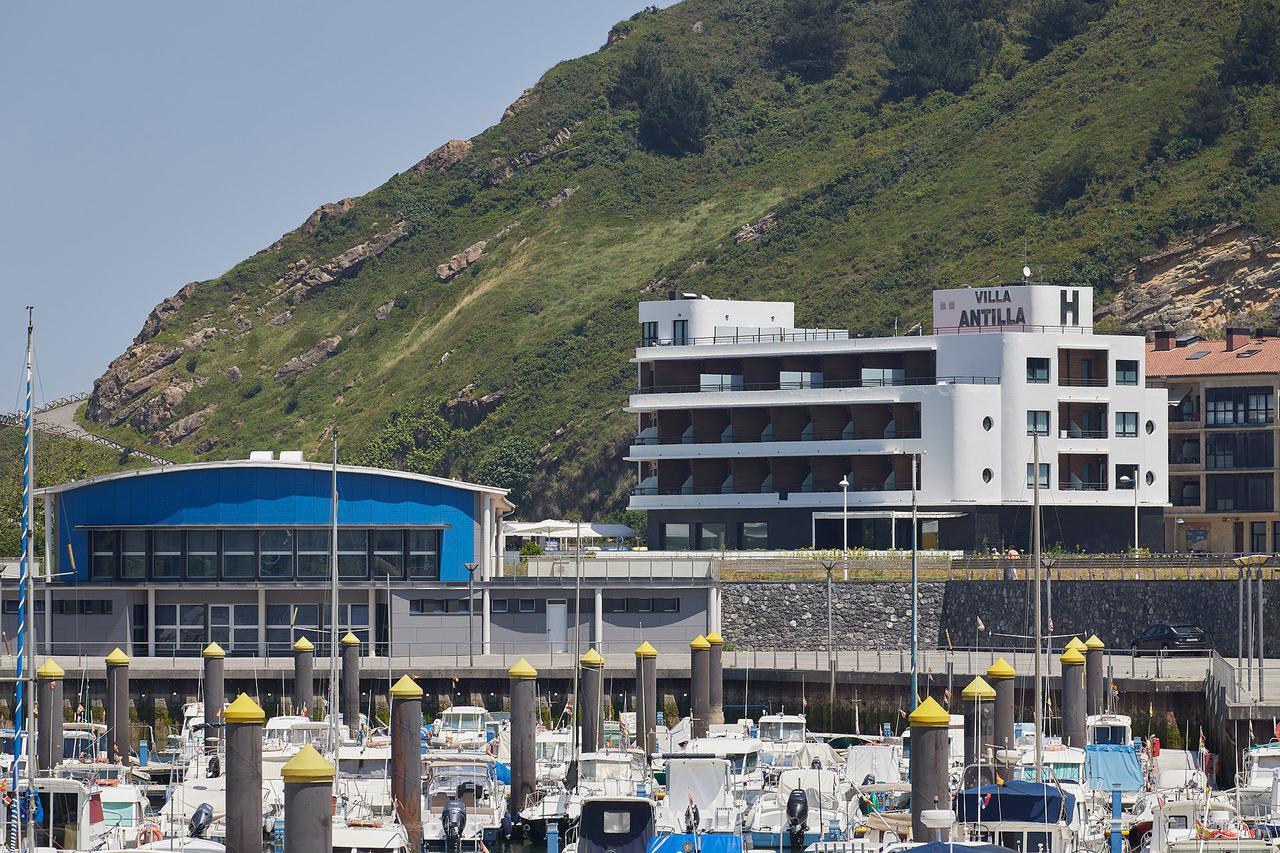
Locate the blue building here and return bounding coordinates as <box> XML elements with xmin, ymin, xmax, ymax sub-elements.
<box><xmin>26</xmin><ymin>455</ymin><xmax>714</xmax><ymax>661</ymax></box>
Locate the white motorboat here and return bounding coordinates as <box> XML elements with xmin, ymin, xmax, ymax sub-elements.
<box><xmin>429</xmin><ymin>706</ymin><xmax>493</xmax><ymax>752</ymax></box>
<box><xmin>682</xmin><ymin>735</ymin><xmax>765</xmax><ymax>792</ymax></box>
<box><xmin>421</xmin><ymin>755</ymin><xmax>506</xmax><ymax>849</ymax></box>
<box><xmin>536</xmin><ymin>729</ymin><xmax>574</xmax><ymax>785</ymax></box>
<box><xmin>758</xmin><ymin>713</ymin><xmax>810</xmax><ymax>770</ymax></box>
<box><xmin>747</xmin><ymin>767</ymin><xmax>855</xmax><ymax>849</ymax></box>
<box><xmin>657</xmin><ymin>756</ymin><xmax>743</xmax><ymax>834</ymax></box>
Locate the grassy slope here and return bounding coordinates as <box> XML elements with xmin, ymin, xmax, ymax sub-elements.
<box><xmin>80</xmin><ymin>0</ymin><xmax>1280</xmax><ymax>518</ymax></box>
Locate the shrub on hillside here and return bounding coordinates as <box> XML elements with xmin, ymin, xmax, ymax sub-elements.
<box><xmin>1036</xmin><ymin>149</ymin><xmax>1096</xmax><ymax>210</ymax></box>
<box><xmin>1023</xmin><ymin>0</ymin><xmax>1115</xmax><ymax>61</ymax></box>
<box><xmin>1221</xmin><ymin>0</ymin><xmax>1280</xmax><ymax>87</ymax></box>
<box><xmin>772</xmin><ymin>0</ymin><xmax>850</xmax><ymax>82</ymax></box>
<box><xmin>639</xmin><ymin>70</ymin><xmax>711</xmax><ymax>156</ymax></box>
<box><xmin>885</xmin><ymin>0</ymin><xmax>1004</xmax><ymax>98</ymax></box>
<box><xmin>612</xmin><ymin>41</ymin><xmax>664</xmax><ymax>108</ymax></box>
<box><xmin>1182</xmin><ymin>75</ymin><xmax>1231</xmax><ymax>144</ymax></box>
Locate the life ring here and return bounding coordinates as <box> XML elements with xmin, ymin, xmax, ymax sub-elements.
<box><xmin>98</xmin><ymin>778</ymin><xmax>119</xmax><ymax>787</ymax></box>
<box><xmin>136</xmin><ymin>823</ymin><xmax>162</xmax><ymax>845</ymax></box>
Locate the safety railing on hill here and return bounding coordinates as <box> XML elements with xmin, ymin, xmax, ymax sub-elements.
<box><xmin>0</xmin><ymin>410</ymin><xmax>171</xmax><ymax>466</ymax></box>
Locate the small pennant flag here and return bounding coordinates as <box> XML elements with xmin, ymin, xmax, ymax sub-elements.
<box><xmin>944</xmin><ymin>688</ymin><xmax>952</xmax><ymax>705</ymax></box>
<box><xmin>994</xmin><ymin>771</ymin><xmax>1005</xmax><ymax>786</ymax></box>
<box><xmin>976</xmin><ymin>616</ymin><xmax>986</xmax><ymax>632</ymax></box>
<box><xmin>898</xmin><ymin>706</ymin><xmax>906</xmax><ymax>719</ymax></box>
<box><xmin>982</xmin><ymin>792</ymin><xmax>992</xmax><ymax>807</ymax></box>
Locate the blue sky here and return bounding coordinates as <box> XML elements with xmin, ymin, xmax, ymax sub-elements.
<box><xmin>0</xmin><ymin>1</ymin><xmax>662</xmax><ymax>407</ymax></box>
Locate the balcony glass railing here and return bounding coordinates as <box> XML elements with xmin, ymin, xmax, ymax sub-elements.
<box><xmin>1058</xmin><ymin>377</ymin><xmax>1109</xmax><ymax>387</ymax></box>
<box><xmin>631</xmin><ymin>481</ymin><xmax>912</xmax><ymax>496</ymax></box>
<box><xmin>632</xmin><ymin>428</ymin><xmax>923</xmax><ymax>445</ymax></box>
<box><xmin>1058</xmin><ymin>480</ymin><xmax>1110</xmax><ymax>491</ymax></box>
<box><xmin>635</xmin><ymin>375</ymin><xmax>999</xmax><ymax>394</ymax></box>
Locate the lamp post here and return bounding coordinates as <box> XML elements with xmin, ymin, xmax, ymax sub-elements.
<box><xmin>464</xmin><ymin>562</ymin><xmax>478</xmax><ymax>666</ymax></box>
<box><xmin>839</xmin><ymin>475</ymin><xmax>849</xmax><ymax>581</ymax></box>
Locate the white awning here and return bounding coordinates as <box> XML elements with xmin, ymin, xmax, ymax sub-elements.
<box><xmin>504</xmin><ymin>519</ymin><xmax>638</xmax><ymax>539</ymax></box>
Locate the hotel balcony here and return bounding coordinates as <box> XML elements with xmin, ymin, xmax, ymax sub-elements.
<box><xmin>632</xmin><ymin>455</ymin><xmax>921</xmax><ymax>499</ymax></box>
<box><xmin>1057</xmin><ymin>347</ymin><xmax>1109</xmax><ymax>387</ymax></box>
<box><xmin>632</xmin><ymin>403</ymin><xmax>923</xmax><ymax>448</ymax></box>
<box><xmin>1057</xmin><ymin>402</ymin><xmax>1108</xmax><ymax>440</ymax></box>
<box><xmin>1057</xmin><ymin>453</ymin><xmax>1109</xmax><ymax>491</ymax></box>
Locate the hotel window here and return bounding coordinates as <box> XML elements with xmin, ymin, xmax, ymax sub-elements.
<box><xmin>1026</xmin><ymin>411</ymin><xmax>1049</xmax><ymax>436</ymax></box>
<box><xmin>672</xmin><ymin>319</ymin><xmax>689</xmax><ymax>345</ymax></box>
<box><xmin>740</xmin><ymin>521</ymin><xmax>768</xmax><ymax>549</ymax></box>
<box><xmin>121</xmin><ymin>531</ymin><xmax>147</xmax><ymax>580</ymax></box>
<box><xmin>152</xmin><ymin>531</ymin><xmax>183</xmax><ymax>580</ymax></box>
<box><xmin>654</xmin><ymin>597</ymin><xmax>680</xmax><ymax>613</ymax></box>
<box><xmin>372</xmin><ymin>530</ymin><xmax>406</xmax><ymax>580</ymax></box>
<box><xmin>1115</xmin><ymin>412</ymin><xmax>1138</xmax><ymax>437</ymax></box>
<box><xmin>297</xmin><ymin>530</ymin><xmax>330</xmax><ymax>579</ymax></box>
<box><xmin>409</xmin><ymin>599</ymin><xmax>444</xmax><ymax>615</ymax></box>
<box><xmin>445</xmin><ymin>598</ymin><xmax>471</xmax><ymax>614</ymax></box>
<box><xmin>641</xmin><ymin>321</ymin><xmax>658</xmax><ymax>346</ymax></box>
<box><xmin>338</xmin><ymin>530</ymin><xmax>368</xmax><ymax>580</ymax></box>
<box><xmin>663</xmin><ymin>523</ymin><xmax>691</xmax><ymax>550</ymax></box>
<box><xmin>1026</xmin><ymin>463</ymin><xmax>1050</xmax><ymax>489</ymax></box>
<box><xmin>779</xmin><ymin>370</ymin><xmax>823</xmax><ymax>389</ymax></box>
<box><xmin>604</xmin><ymin>598</ymin><xmax>627</xmax><ymax>613</ymax></box>
<box><xmin>1026</xmin><ymin>357</ymin><xmax>1050</xmax><ymax>384</ymax></box>
<box><xmin>698</xmin><ymin>523</ymin><xmax>726</xmax><ymax>551</ymax></box>
<box><xmin>187</xmin><ymin>530</ymin><xmax>218</xmax><ymax>579</ymax></box>
<box><xmin>90</xmin><ymin>531</ymin><xmax>117</xmax><ymax>580</ymax></box>
<box><xmin>1116</xmin><ymin>360</ymin><xmax>1139</xmax><ymax>385</ymax></box>
<box><xmin>408</xmin><ymin>530</ymin><xmax>440</xmax><ymax>580</ymax></box>
<box><xmin>222</xmin><ymin>531</ymin><xmax>256</xmax><ymax>580</ymax></box>
<box><xmin>1252</xmin><ymin>521</ymin><xmax>1268</xmax><ymax>553</ymax></box>
<box><xmin>862</xmin><ymin>367</ymin><xmax>905</xmax><ymax>387</ymax></box>
<box><xmin>259</xmin><ymin>530</ymin><xmax>294</xmax><ymax>580</ymax></box>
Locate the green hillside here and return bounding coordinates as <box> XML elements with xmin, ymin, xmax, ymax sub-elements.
<box><xmin>80</xmin><ymin>0</ymin><xmax>1280</xmax><ymax>518</ymax></box>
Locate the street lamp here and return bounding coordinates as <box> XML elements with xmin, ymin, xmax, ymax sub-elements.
<box><xmin>1119</xmin><ymin>471</ymin><xmax>1139</xmax><ymax>554</ymax></box>
<box><xmin>839</xmin><ymin>475</ymin><xmax>850</xmax><ymax>581</ymax></box>
<box><xmin>464</xmin><ymin>562</ymin><xmax>479</xmax><ymax>666</ymax></box>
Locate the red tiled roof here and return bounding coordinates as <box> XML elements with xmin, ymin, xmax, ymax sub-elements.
<box><xmin>1146</xmin><ymin>338</ymin><xmax>1280</xmax><ymax>377</ymax></box>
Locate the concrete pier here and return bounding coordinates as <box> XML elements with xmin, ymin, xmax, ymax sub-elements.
<box><xmin>690</xmin><ymin>635</ymin><xmax>710</xmax><ymax>738</ymax></box>
<box><xmin>987</xmin><ymin>657</ymin><xmax>1015</xmax><ymax>760</ymax></box>
<box><xmin>36</xmin><ymin>659</ymin><xmax>64</xmax><ymax>771</ymax></box>
<box><xmin>580</xmin><ymin>648</ymin><xmax>604</xmax><ymax>754</ymax></box>
<box><xmin>283</xmin><ymin>744</ymin><xmax>334</xmax><ymax>852</ymax></box>
<box><xmin>202</xmin><ymin>642</ymin><xmax>225</xmax><ymax>757</ymax></box>
<box><xmin>225</xmin><ymin>693</ymin><xmax>265</xmax><ymax>853</ymax></box>
<box><xmin>390</xmin><ymin>674</ymin><xmax>424</xmax><ymax>851</ymax></box>
<box><xmin>635</xmin><ymin>641</ymin><xmax>657</xmax><ymax>753</ymax></box>
<box><xmin>105</xmin><ymin>647</ymin><xmax>130</xmax><ymax>763</ymax></box>
<box><xmin>292</xmin><ymin>636</ymin><xmax>314</xmax><ymax>716</ymax></box>
<box><xmin>909</xmin><ymin>696</ymin><xmax>950</xmax><ymax>841</ymax></box>
<box><xmin>342</xmin><ymin>632</ymin><xmax>361</xmax><ymax>740</ymax></box>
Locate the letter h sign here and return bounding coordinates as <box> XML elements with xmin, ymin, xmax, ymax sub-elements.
<box><xmin>1060</xmin><ymin>289</ymin><xmax>1080</xmax><ymax>326</ymax></box>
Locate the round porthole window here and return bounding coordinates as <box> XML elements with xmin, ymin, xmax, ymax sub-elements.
<box><xmin>982</xmin><ymin>417</ymin><xmax>994</xmax><ymax>431</ymax></box>
<box><xmin>1145</xmin><ymin>420</ymin><xmax>1155</xmax><ymax>434</ymax></box>
<box><xmin>1145</xmin><ymin>471</ymin><xmax>1155</xmax><ymax>485</ymax></box>
<box><xmin>982</xmin><ymin>468</ymin><xmax>993</xmax><ymax>483</ymax></box>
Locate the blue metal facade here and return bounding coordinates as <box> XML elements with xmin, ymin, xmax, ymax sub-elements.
<box><xmin>50</xmin><ymin>465</ymin><xmax>482</xmax><ymax>583</ymax></box>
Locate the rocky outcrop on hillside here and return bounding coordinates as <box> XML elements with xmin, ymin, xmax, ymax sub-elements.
<box><xmin>1103</xmin><ymin>224</ymin><xmax>1280</xmax><ymax>331</ymax></box>
<box><xmin>300</xmin><ymin>198</ymin><xmax>354</xmax><ymax>236</ymax></box>
<box><xmin>151</xmin><ymin>404</ymin><xmax>217</xmax><ymax>448</ymax></box>
<box><xmin>275</xmin><ymin>336</ymin><xmax>342</xmax><ymax>382</ymax></box>
<box><xmin>136</xmin><ymin>282</ymin><xmax>198</xmax><ymax>345</ymax></box>
<box><xmin>88</xmin><ymin>327</ymin><xmax>216</xmax><ymax>426</ymax></box>
<box><xmin>441</xmin><ymin>384</ymin><xmax>505</xmax><ymax>428</ymax></box>
<box><xmin>275</xmin><ymin>220</ymin><xmax>407</xmax><ymax>305</ymax></box>
<box><xmin>487</xmin><ymin>127</ymin><xmax>572</xmax><ymax>186</ymax></box>
<box><xmin>410</xmin><ymin>139</ymin><xmax>472</xmax><ymax>175</ymax></box>
<box><xmin>436</xmin><ymin>241</ymin><xmax>487</xmax><ymax>282</ymax></box>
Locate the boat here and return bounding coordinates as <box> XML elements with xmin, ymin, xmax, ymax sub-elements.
<box><xmin>421</xmin><ymin>755</ymin><xmax>507</xmax><ymax>849</ymax></box>
<box><xmin>429</xmin><ymin>706</ymin><xmax>495</xmax><ymax>752</ymax></box>
<box><xmin>536</xmin><ymin>729</ymin><xmax>574</xmax><ymax>785</ymax></box>
<box><xmin>563</xmin><ymin>795</ymin><xmax>655</xmax><ymax>853</ymax></box>
<box><xmin>681</xmin><ymin>736</ymin><xmax>765</xmax><ymax>792</ymax></box>
<box><xmin>747</xmin><ymin>767</ymin><xmax>855</xmax><ymax>849</ymax></box>
<box><xmin>1086</xmin><ymin>713</ymin><xmax>1134</xmax><ymax>747</ymax></box>
<box><xmin>656</xmin><ymin>757</ymin><xmax>744</xmax><ymax>834</ymax></box>
<box><xmin>953</xmin><ymin>779</ymin><xmax>1081</xmax><ymax>853</ymax></box>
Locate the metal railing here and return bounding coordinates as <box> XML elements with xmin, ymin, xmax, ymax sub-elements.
<box><xmin>634</xmin><ymin>376</ymin><xmax>1000</xmax><ymax>395</ymax></box>
<box><xmin>640</xmin><ymin>329</ymin><xmax>854</xmax><ymax>348</ymax></box>
<box><xmin>1057</xmin><ymin>480</ymin><xmax>1110</xmax><ymax>491</ymax></box>
<box><xmin>1058</xmin><ymin>429</ymin><xmax>1108</xmax><ymax>439</ymax></box>
<box><xmin>933</xmin><ymin>324</ymin><xmax>1118</xmax><ymax>337</ymax></box>
<box><xmin>633</xmin><ymin>428</ymin><xmax>922</xmax><ymax>445</ymax></box>
<box><xmin>632</xmin><ymin>481</ymin><xmax>913</xmax><ymax>496</ymax></box>
<box><xmin>1059</xmin><ymin>377</ymin><xmax>1110</xmax><ymax>387</ymax></box>
<box><xmin>514</xmin><ymin>557</ymin><xmax>715</xmax><ymax>581</ymax></box>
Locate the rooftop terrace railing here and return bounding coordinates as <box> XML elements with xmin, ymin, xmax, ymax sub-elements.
<box><xmin>635</xmin><ymin>376</ymin><xmax>1000</xmax><ymax>394</ymax></box>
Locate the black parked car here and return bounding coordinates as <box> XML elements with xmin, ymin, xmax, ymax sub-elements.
<box><xmin>1129</xmin><ymin>624</ymin><xmax>1207</xmax><ymax>653</ymax></box>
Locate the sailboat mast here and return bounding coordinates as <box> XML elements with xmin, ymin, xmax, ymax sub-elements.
<box><xmin>17</xmin><ymin>308</ymin><xmax>38</xmax><ymax>851</ymax></box>
<box><xmin>329</xmin><ymin>432</ymin><xmax>340</xmax><ymax>751</ymax></box>
<box><xmin>1032</xmin><ymin>433</ymin><xmax>1043</xmax><ymax>782</ymax></box>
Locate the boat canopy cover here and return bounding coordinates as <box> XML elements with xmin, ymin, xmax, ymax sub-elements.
<box><xmin>954</xmin><ymin>780</ymin><xmax>1075</xmax><ymax>823</ymax></box>
<box><xmin>911</xmin><ymin>844</ymin><xmax>1016</xmax><ymax>853</ymax></box>
<box><xmin>650</xmin><ymin>833</ymin><xmax>744</xmax><ymax>853</ymax></box>
<box><xmin>1085</xmin><ymin>744</ymin><xmax>1144</xmax><ymax>793</ymax></box>
<box><xmin>578</xmin><ymin>798</ymin><xmax>654</xmax><ymax>853</ymax></box>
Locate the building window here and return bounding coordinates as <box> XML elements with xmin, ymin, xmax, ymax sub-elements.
<box><xmin>1116</xmin><ymin>360</ymin><xmax>1138</xmax><ymax>385</ymax></box>
<box><xmin>604</xmin><ymin>598</ymin><xmax>627</xmax><ymax>613</ymax></box>
<box><xmin>982</xmin><ymin>417</ymin><xmax>994</xmax><ymax>431</ymax></box>
<box><xmin>187</xmin><ymin>530</ymin><xmax>218</xmax><ymax>579</ymax></box>
<box><xmin>663</xmin><ymin>523</ymin><xmax>691</xmax><ymax>550</ymax></box>
<box><xmin>1208</xmin><ymin>474</ymin><xmax>1273</xmax><ymax>512</ymax></box>
<box><xmin>672</xmin><ymin>319</ymin><xmax>689</xmax><ymax>345</ymax></box>
<box><xmin>445</xmin><ymin>598</ymin><xmax>471</xmax><ymax>614</ymax></box>
<box><xmin>1026</xmin><ymin>463</ymin><xmax>1050</xmax><ymax>489</ymax></box>
<box><xmin>1252</xmin><ymin>521</ymin><xmax>1268</xmax><ymax>553</ymax></box>
<box><xmin>1115</xmin><ymin>412</ymin><xmax>1138</xmax><ymax>437</ymax></box>
<box><xmin>90</xmin><ymin>531</ymin><xmax>117</xmax><ymax>580</ymax></box>
<box><xmin>372</xmin><ymin>530</ymin><xmax>405</xmax><ymax>580</ymax></box>
<box><xmin>780</xmin><ymin>370</ymin><xmax>823</xmax><ymax>390</ymax></box>
<box><xmin>132</xmin><ymin>604</ymin><xmax>148</xmax><ymax>655</ymax></box>
<box><xmin>1026</xmin><ymin>411</ymin><xmax>1050</xmax><ymax>436</ymax></box>
<box><xmin>1145</xmin><ymin>471</ymin><xmax>1155</xmax><ymax>486</ymax></box>
<box><xmin>862</xmin><ymin>367</ymin><xmax>905</xmax><ymax>387</ymax></box>
<box><xmin>409</xmin><ymin>599</ymin><xmax>444</xmax><ymax>615</ymax></box>
<box><xmin>259</xmin><ymin>530</ymin><xmax>294</xmax><ymax>580</ymax></box>
<box><xmin>409</xmin><ymin>530</ymin><xmax>440</xmax><ymax>580</ymax></box>
<box><xmin>492</xmin><ymin>599</ymin><xmax>509</xmax><ymax>614</ymax></box>
<box><xmin>653</xmin><ymin>597</ymin><xmax>680</xmax><ymax>613</ymax></box>
<box><xmin>518</xmin><ymin>599</ymin><xmax>536</xmax><ymax>614</ymax></box>
<box><xmin>296</xmin><ymin>530</ymin><xmax>330</xmax><ymax>578</ymax></box>
<box><xmin>222</xmin><ymin>531</ymin><xmax>255</xmax><ymax>580</ymax></box>
<box><xmin>740</xmin><ymin>522</ymin><xmax>768</xmax><ymax>549</ymax></box>
<box><xmin>698</xmin><ymin>523</ymin><xmax>726</xmax><ymax>551</ymax></box>
<box><xmin>152</xmin><ymin>531</ymin><xmax>183</xmax><ymax>580</ymax></box>
<box><xmin>155</xmin><ymin>604</ymin><xmax>206</xmax><ymax>655</ymax></box>
<box><xmin>121</xmin><ymin>531</ymin><xmax>147</xmax><ymax>580</ymax></box>
<box><xmin>982</xmin><ymin>468</ymin><xmax>993</xmax><ymax>483</ymax></box>
<box><xmin>641</xmin><ymin>321</ymin><xmax>658</xmax><ymax>346</ymax></box>
<box><xmin>1206</xmin><ymin>387</ymin><xmax>1276</xmax><ymax>426</ymax></box>
<box><xmin>1026</xmin><ymin>357</ymin><xmax>1050</xmax><ymax>383</ymax></box>
<box><xmin>338</xmin><ymin>530</ymin><xmax>368</xmax><ymax>580</ymax></box>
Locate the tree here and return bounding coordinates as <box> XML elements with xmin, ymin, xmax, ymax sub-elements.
<box><xmin>885</xmin><ymin>0</ymin><xmax>1005</xmax><ymax>98</ymax></box>
<box><xmin>1036</xmin><ymin>149</ymin><xmax>1096</xmax><ymax>210</ymax></box>
<box><xmin>1182</xmin><ymin>76</ymin><xmax>1231</xmax><ymax>144</ymax></box>
<box><xmin>773</xmin><ymin>0</ymin><xmax>850</xmax><ymax>82</ymax></box>
<box><xmin>639</xmin><ymin>70</ymin><xmax>711</xmax><ymax>156</ymax></box>
<box><xmin>612</xmin><ymin>41</ymin><xmax>664</xmax><ymax>107</ymax></box>
<box><xmin>1023</xmin><ymin>0</ymin><xmax>1115</xmax><ymax>61</ymax></box>
<box><xmin>1221</xmin><ymin>0</ymin><xmax>1280</xmax><ymax>87</ymax></box>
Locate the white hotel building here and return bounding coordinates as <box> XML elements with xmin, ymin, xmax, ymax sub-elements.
<box><xmin>626</xmin><ymin>284</ymin><xmax>1168</xmax><ymax>552</ymax></box>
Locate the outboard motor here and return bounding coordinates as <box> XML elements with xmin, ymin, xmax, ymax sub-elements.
<box><xmin>684</xmin><ymin>801</ymin><xmax>701</xmax><ymax>833</ymax></box>
<box><xmin>442</xmin><ymin>787</ymin><xmax>468</xmax><ymax>853</ymax></box>
<box><xmin>786</xmin><ymin>788</ymin><xmax>809</xmax><ymax>850</ymax></box>
<box><xmin>810</xmin><ymin>758</ymin><xmax>823</xmax><ymax>770</ymax></box>
<box><xmin>207</xmin><ymin>755</ymin><xmax>220</xmax><ymax>778</ymax></box>
<box><xmin>189</xmin><ymin>802</ymin><xmax>214</xmax><ymax>838</ymax></box>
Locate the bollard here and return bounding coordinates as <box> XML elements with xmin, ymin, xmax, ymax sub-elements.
<box><xmin>706</xmin><ymin>631</ymin><xmax>725</xmax><ymax>726</ymax></box>
<box><xmin>342</xmin><ymin>632</ymin><xmax>361</xmax><ymax>741</ymax></box>
<box><xmin>390</xmin><ymin>674</ymin><xmax>424</xmax><ymax>852</ymax></box>
<box><xmin>292</xmin><ymin>636</ymin><xmax>315</xmax><ymax>717</ymax></box>
<box><xmin>960</xmin><ymin>676</ymin><xmax>994</xmax><ymax>774</ymax></box>
<box><xmin>225</xmin><ymin>693</ymin><xmax>265</xmax><ymax>853</ymax></box>
<box><xmin>1060</xmin><ymin>646</ymin><xmax>1087</xmax><ymax>748</ymax></box>
<box><xmin>1109</xmin><ymin>783</ymin><xmax>1122</xmax><ymax>853</ymax></box>
<box><xmin>635</xmin><ymin>642</ymin><xmax>657</xmax><ymax>754</ymax></box>
<box><xmin>690</xmin><ymin>635</ymin><xmax>710</xmax><ymax>738</ymax></box>
<box><xmin>1085</xmin><ymin>634</ymin><xmax>1105</xmax><ymax>716</ymax></box>
<box><xmin>547</xmin><ymin>819</ymin><xmax>561</xmax><ymax>853</ymax></box>
<box><xmin>909</xmin><ymin>696</ymin><xmax>950</xmax><ymax>841</ymax></box>
<box><xmin>36</xmin><ymin>659</ymin><xmax>64</xmax><ymax>771</ymax></box>
<box><xmin>283</xmin><ymin>744</ymin><xmax>334</xmax><ymax>852</ymax></box>
<box><xmin>580</xmin><ymin>649</ymin><xmax>605</xmax><ymax>754</ymax></box>
<box><xmin>509</xmin><ymin>658</ymin><xmax>538</xmax><ymax>820</ymax></box>
<box><xmin>986</xmin><ymin>657</ymin><xmax>1015</xmax><ymax>762</ymax></box>
<box><xmin>105</xmin><ymin>647</ymin><xmax>130</xmax><ymax>764</ymax></box>
<box><xmin>202</xmin><ymin>642</ymin><xmax>225</xmax><ymax>758</ymax></box>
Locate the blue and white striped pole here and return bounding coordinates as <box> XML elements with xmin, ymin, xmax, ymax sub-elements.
<box><xmin>11</xmin><ymin>309</ymin><xmax>34</xmax><ymax>846</ymax></box>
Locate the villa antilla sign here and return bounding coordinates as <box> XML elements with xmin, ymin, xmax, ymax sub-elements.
<box><xmin>932</xmin><ymin>285</ymin><xmax>1086</xmax><ymax>332</ymax></box>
